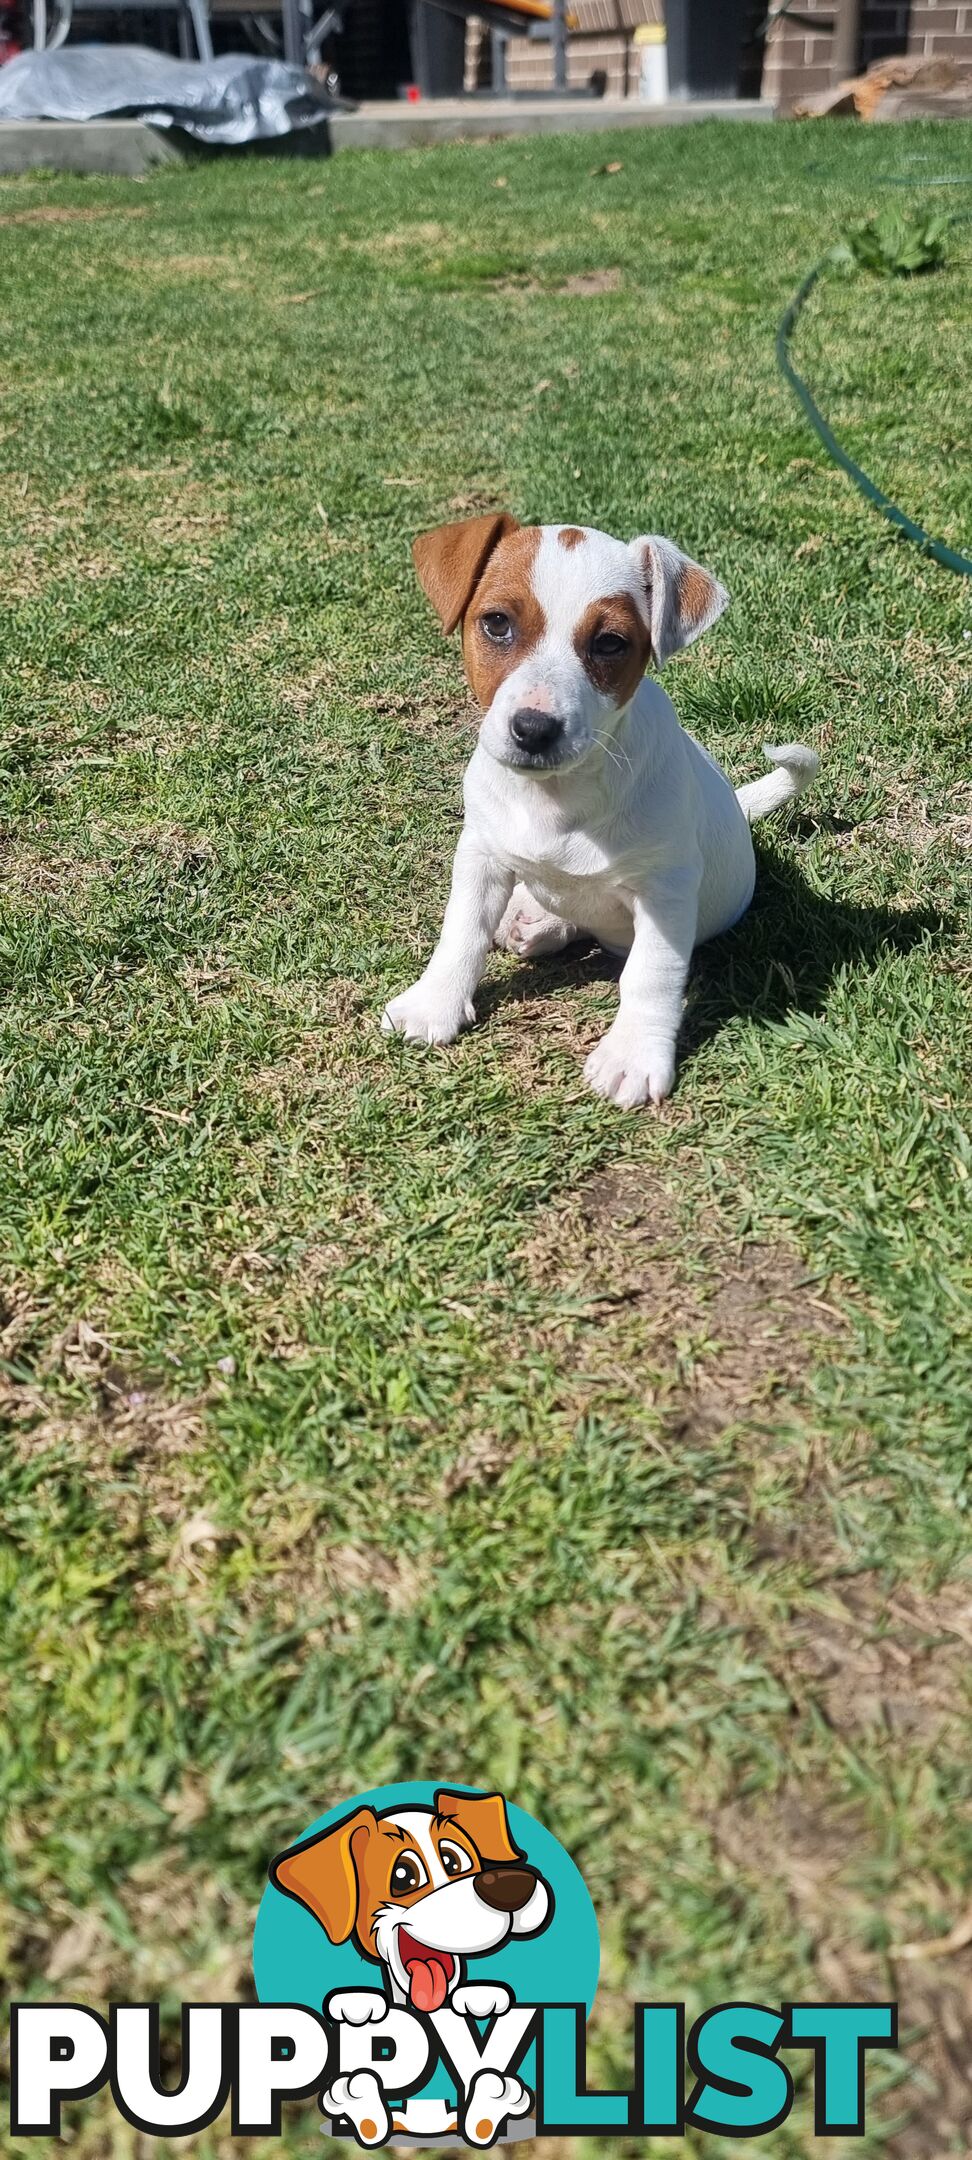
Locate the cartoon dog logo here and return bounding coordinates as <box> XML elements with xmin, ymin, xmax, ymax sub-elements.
<box><xmin>271</xmin><ymin>1788</ymin><xmax>553</xmax><ymax>2143</ymax></box>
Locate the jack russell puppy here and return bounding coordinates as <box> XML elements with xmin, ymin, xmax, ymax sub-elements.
<box><xmin>382</xmin><ymin>514</ymin><xmax>819</xmax><ymax>1108</ymax></box>
<box><xmin>272</xmin><ymin>1789</ymin><xmax>551</xmax><ymax>2145</ymax></box>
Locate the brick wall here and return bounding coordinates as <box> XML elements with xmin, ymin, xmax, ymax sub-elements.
<box><xmin>761</xmin><ymin>0</ymin><xmax>835</xmax><ymax>106</ymax></box>
<box><xmin>467</xmin><ymin>0</ymin><xmax>972</xmax><ymax>103</ymax></box>
<box><xmin>902</xmin><ymin>0</ymin><xmax>972</xmax><ymax>59</ymax></box>
<box><xmin>764</xmin><ymin>0</ymin><xmax>972</xmax><ymax>110</ymax></box>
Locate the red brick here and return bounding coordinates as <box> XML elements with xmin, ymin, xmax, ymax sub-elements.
<box><xmin>925</xmin><ymin>29</ymin><xmax>972</xmax><ymax>46</ymax></box>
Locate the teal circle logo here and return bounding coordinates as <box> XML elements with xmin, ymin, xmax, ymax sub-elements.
<box><xmin>253</xmin><ymin>1782</ymin><xmax>599</xmax><ymax>2138</ymax></box>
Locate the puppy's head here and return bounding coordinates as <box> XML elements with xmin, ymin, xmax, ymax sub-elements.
<box><xmin>271</xmin><ymin>1790</ymin><xmax>552</xmax><ymax>2012</ymax></box>
<box><xmin>412</xmin><ymin>514</ymin><xmax>728</xmax><ymax>774</ymax></box>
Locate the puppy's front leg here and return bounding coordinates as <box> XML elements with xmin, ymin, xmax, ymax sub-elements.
<box><xmin>584</xmin><ymin>867</ymin><xmax>700</xmax><ymax>1109</ymax></box>
<box><xmin>383</xmin><ymin>832</ymin><xmax>514</xmax><ymax>1047</ymax></box>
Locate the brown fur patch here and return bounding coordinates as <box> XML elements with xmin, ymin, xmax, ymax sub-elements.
<box><xmin>677</xmin><ymin>561</ymin><xmax>719</xmax><ymax>638</ymax></box>
<box><xmin>573</xmin><ymin>591</ymin><xmax>651</xmax><ymax>704</ymax></box>
<box><xmin>461</xmin><ymin>525</ymin><xmax>545</xmax><ymax>710</ymax></box>
<box><xmin>413</xmin><ymin>512</ymin><xmax>519</xmax><ymax>636</ymax></box>
<box><xmin>558</xmin><ymin>526</ymin><xmax>585</xmax><ymax>550</ymax></box>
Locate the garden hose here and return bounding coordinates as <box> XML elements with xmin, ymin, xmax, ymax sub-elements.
<box><xmin>776</xmin><ymin>214</ymin><xmax>972</xmax><ymax>579</ymax></box>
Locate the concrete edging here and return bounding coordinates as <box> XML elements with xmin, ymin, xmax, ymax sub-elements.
<box><xmin>0</xmin><ymin>97</ymin><xmax>773</xmax><ymax>177</ymax></box>
<box><xmin>328</xmin><ymin>95</ymin><xmax>772</xmax><ymax>150</ymax></box>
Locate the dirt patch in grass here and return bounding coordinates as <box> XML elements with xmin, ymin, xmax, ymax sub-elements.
<box><xmin>0</xmin><ymin>1843</ymin><xmax>253</xmax><ymax>2026</ymax></box>
<box><xmin>828</xmin><ymin>779</ymin><xmax>972</xmax><ymax>860</ymax></box>
<box><xmin>0</xmin><ymin>836</ymin><xmax>106</xmax><ymax>899</ymax></box>
<box><xmin>280</xmin><ymin>659</ymin><xmax>338</xmax><ymax>715</ymax></box>
<box><xmin>523</xmin><ymin>1161</ymin><xmax>834</xmax><ymax>1440</ymax></box>
<box><xmin>147</xmin><ymin>506</ymin><xmax>231</xmax><ymax>547</ymax></box>
<box><xmin>559</xmin><ymin>267</ymin><xmax>623</xmax><ymax>296</ymax></box>
<box><xmin>354</xmin><ymin>687</ymin><xmax>474</xmax><ymax>738</ymax></box>
<box><xmin>157</xmin><ymin>253</ymin><xmax>239</xmax><ymax>276</ymax></box>
<box><xmin>242</xmin><ymin>1487</ymin><xmax>425</xmax><ymax>1627</ymax></box>
<box><xmin>4</xmin><ymin>1308</ymin><xmax>206</xmax><ymax>1530</ymax></box>
<box><xmin>715</xmin><ymin>1778</ymin><xmax>972</xmax><ymax>2158</ymax></box>
<box><xmin>783</xmin><ymin>1575</ymin><xmax>972</xmax><ymax>1743</ymax></box>
<box><xmin>130</xmin><ymin>821</ymin><xmax>216</xmax><ymax>871</ymax></box>
<box><xmin>528</xmin><ymin>1175</ymin><xmax>972</xmax><ymax>2159</ymax></box>
<box><xmin>5</xmin><ymin>546</ymin><xmax>120</xmax><ymax>601</ymax></box>
<box><xmin>889</xmin><ymin>1955</ymin><xmax>972</xmax><ymax>2160</ymax></box>
<box><xmin>0</xmin><ymin>205</ymin><xmax>146</xmax><ymax>229</ymax></box>
<box><xmin>355</xmin><ymin>221</ymin><xmax>448</xmax><ymax>253</ymax></box>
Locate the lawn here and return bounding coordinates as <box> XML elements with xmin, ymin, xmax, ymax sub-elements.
<box><xmin>1</xmin><ymin>115</ymin><xmax>971</xmax><ymax>2158</ymax></box>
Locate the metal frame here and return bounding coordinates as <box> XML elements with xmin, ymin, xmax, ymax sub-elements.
<box><xmin>426</xmin><ymin>0</ymin><xmax>594</xmax><ymax>95</ymax></box>
<box><xmin>31</xmin><ymin>0</ymin><xmax>214</xmax><ymax>56</ymax></box>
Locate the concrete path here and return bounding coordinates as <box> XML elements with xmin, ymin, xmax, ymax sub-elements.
<box><xmin>0</xmin><ymin>96</ymin><xmax>771</xmax><ymax>177</ymax></box>
<box><xmin>329</xmin><ymin>94</ymin><xmax>772</xmax><ymax>150</ymax></box>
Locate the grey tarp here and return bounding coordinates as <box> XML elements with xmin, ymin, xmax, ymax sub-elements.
<box><xmin>0</xmin><ymin>44</ymin><xmax>335</xmax><ymax>144</ymax></box>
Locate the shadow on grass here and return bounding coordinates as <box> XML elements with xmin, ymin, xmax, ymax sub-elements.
<box><xmin>477</xmin><ymin>841</ymin><xmax>945</xmax><ymax>1066</ymax></box>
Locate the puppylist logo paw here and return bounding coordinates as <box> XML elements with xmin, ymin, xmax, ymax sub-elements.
<box><xmin>10</xmin><ymin>1781</ymin><xmax>897</xmax><ymax>2145</ymax></box>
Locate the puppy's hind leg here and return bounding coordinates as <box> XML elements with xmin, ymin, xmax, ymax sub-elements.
<box><xmin>495</xmin><ymin>882</ymin><xmax>580</xmax><ymax>960</ymax></box>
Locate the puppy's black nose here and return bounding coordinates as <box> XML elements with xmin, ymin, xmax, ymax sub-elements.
<box><xmin>473</xmin><ymin>1867</ymin><xmax>537</xmax><ymax>1913</ymax></box>
<box><xmin>509</xmin><ymin>709</ymin><xmax>562</xmax><ymax>753</ymax></box>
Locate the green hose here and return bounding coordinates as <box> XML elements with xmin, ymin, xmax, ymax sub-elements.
<box><xmin>776</xmin><ymin>251</ymin><xmax>972</xmax><ymax>579</ymax></box>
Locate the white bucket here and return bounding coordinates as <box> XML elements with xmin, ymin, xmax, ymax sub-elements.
<box><xmin>635</xmin><ymin>22</ymin><xmax>668</xmax><ymax>101</ymax></box>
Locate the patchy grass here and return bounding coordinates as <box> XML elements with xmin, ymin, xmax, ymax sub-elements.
<box><xmin>1</xmin><ymin>118</ymin><xmax>971</xmax><ymax>2156</ymax></box>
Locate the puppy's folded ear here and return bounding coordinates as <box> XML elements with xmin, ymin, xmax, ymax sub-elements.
<box><xmin>629</xmin><ymin>536</ymin><xmax>728</xmax><ymax>669</ymax></box>
<box><xmin>434</xmin><ymin>1788</ymin><xmax>523</xmax><ymax>1865</ymax></box>
<box><xmin>413</xmin><ymin>513</ymin><xmax>520</xmax><ymax>636</ymax></box>
<box><xmin>271</xmin><ymin>1807</ymin><xmax>376</xmax><ymax>1944</ymax></box>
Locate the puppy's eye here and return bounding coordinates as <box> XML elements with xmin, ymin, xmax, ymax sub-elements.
<box><xmin>390</xmin><ymin>1852</ymin><xmax>427</xmax><ymax>1895</ymax></box>
<box><xmin>480</xmin><ymin>611</ymin><xmax>514</xmax><ymax>645</ymax></box>
<box><xmin>590</xmin><ymin>632</ymin><xmax>629</xmax><ymax>659</ymax></box>
<box><xmin>439</xmin><ymin>1842</ymin><xmax>473</xmax><ymax>1879</ymax></box>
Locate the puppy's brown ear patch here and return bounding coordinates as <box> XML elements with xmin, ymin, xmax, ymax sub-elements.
<box><xmin>631</xmin><ymin>534</ymin><xmax>728</xmax><ymax>669</ymax></box>
<box><xmin>413</xmin><ymin>513</ymin><xmax>520</xmax><ymax>636</ymax></box>
<box><xmin>434</xmin><ymin>1789</ymin><xmax>522</xmax><ymax>1866</ymax></box>
<box><xmin>271</xmin><ymin>1807</ymin><xmax>376</xmax><ymax>1944</ymax></box>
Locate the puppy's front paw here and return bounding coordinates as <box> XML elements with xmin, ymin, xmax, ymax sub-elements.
<box><xmin>462</xmin><ymin>2069</ymin><xmax>532</xmax><ymax>2147</ymax></box>
<box><xmin>451</xmin><ymin>1981</ymin><xmax>513</xmax><ymax>2021</ymax></box>
<box><xmin>584</xmin><ymin>1024</ymin><xmax>676</xmax><ymax>1109</ymax></box>
<box><xmin>322</xmin><ymin>2071</ymin><xmax>390</xmax><ymax>2146</ymax></box>
<box><xmin>381</xmin><ymin>978</ymin><xmax>474</xmax><ymax>1046</ymax></box>
<box><xmin>324</xmin><ymin>1989</ymin><xmax>388</xmax><ymax>2026</ymax></box>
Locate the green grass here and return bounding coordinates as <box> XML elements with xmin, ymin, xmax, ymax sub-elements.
<box><xmin>1</xmin><ymin>118</ymin><xmax>971</xmax><ymax>2158</ymax></box>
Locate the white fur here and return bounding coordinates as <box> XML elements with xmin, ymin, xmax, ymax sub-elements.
<box><xmin>326</xmin><ymin>1990</ymin><xmax>389</xmax><ymax>2026</ymax></box>
<box><xmin>462</xmin><ymin>2068</ymin><xmax>533</xmax><ymax>2145</ymax></box>
<box><xmin>451</xmin><ymin>1982</ymin><xmax>513</xmax><ymax>2019</ymax></box>
<box><xmin>321</xmin><ymin>2070</ymin><xmax>390</xmax><ymax>2146</ymax></box>
<box><xmin>384</xmin><ymin>524</ymin><xmax>819</xmax><ymax>1107</ymax></box>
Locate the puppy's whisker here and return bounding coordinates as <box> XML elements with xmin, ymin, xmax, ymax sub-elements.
<box><xmin>592</xmin><ymin>730</ymin><xmax>631</xmax><ymax>776</ymax></box>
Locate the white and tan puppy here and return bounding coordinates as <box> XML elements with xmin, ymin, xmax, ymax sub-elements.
<box><xmin>383</xmin><ymin>515</ymin><xmax>819</xmax><ymax>1108</ymax></box>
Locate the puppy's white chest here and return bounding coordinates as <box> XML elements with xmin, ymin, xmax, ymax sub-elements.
<box><xmin>472</xmin><ymin>780</ymin><xmax>614</xmax><ymax>881</ymax></box>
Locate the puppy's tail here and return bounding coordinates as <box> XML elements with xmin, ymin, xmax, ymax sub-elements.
<box><xmin>736</xmin><ymin>742</ymin><xmax>820</xmax><ymax>826</ymax></box>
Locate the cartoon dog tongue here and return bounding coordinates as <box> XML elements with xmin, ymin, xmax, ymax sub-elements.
<box><xmin>406</xmin><ymin>1951</ymin><xmax>450</xmax><ymax>2013</ymax></box>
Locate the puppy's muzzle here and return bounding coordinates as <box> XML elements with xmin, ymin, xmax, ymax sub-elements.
<box><xmin>473</xmin><ymin>1866</ymin><xmax>537</xmax><ymax>1913</ymax></box>
<box><xmin>509</xmin><ymin>709</ymin><xmax>563</xmax><ymax>756</ymax></box>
